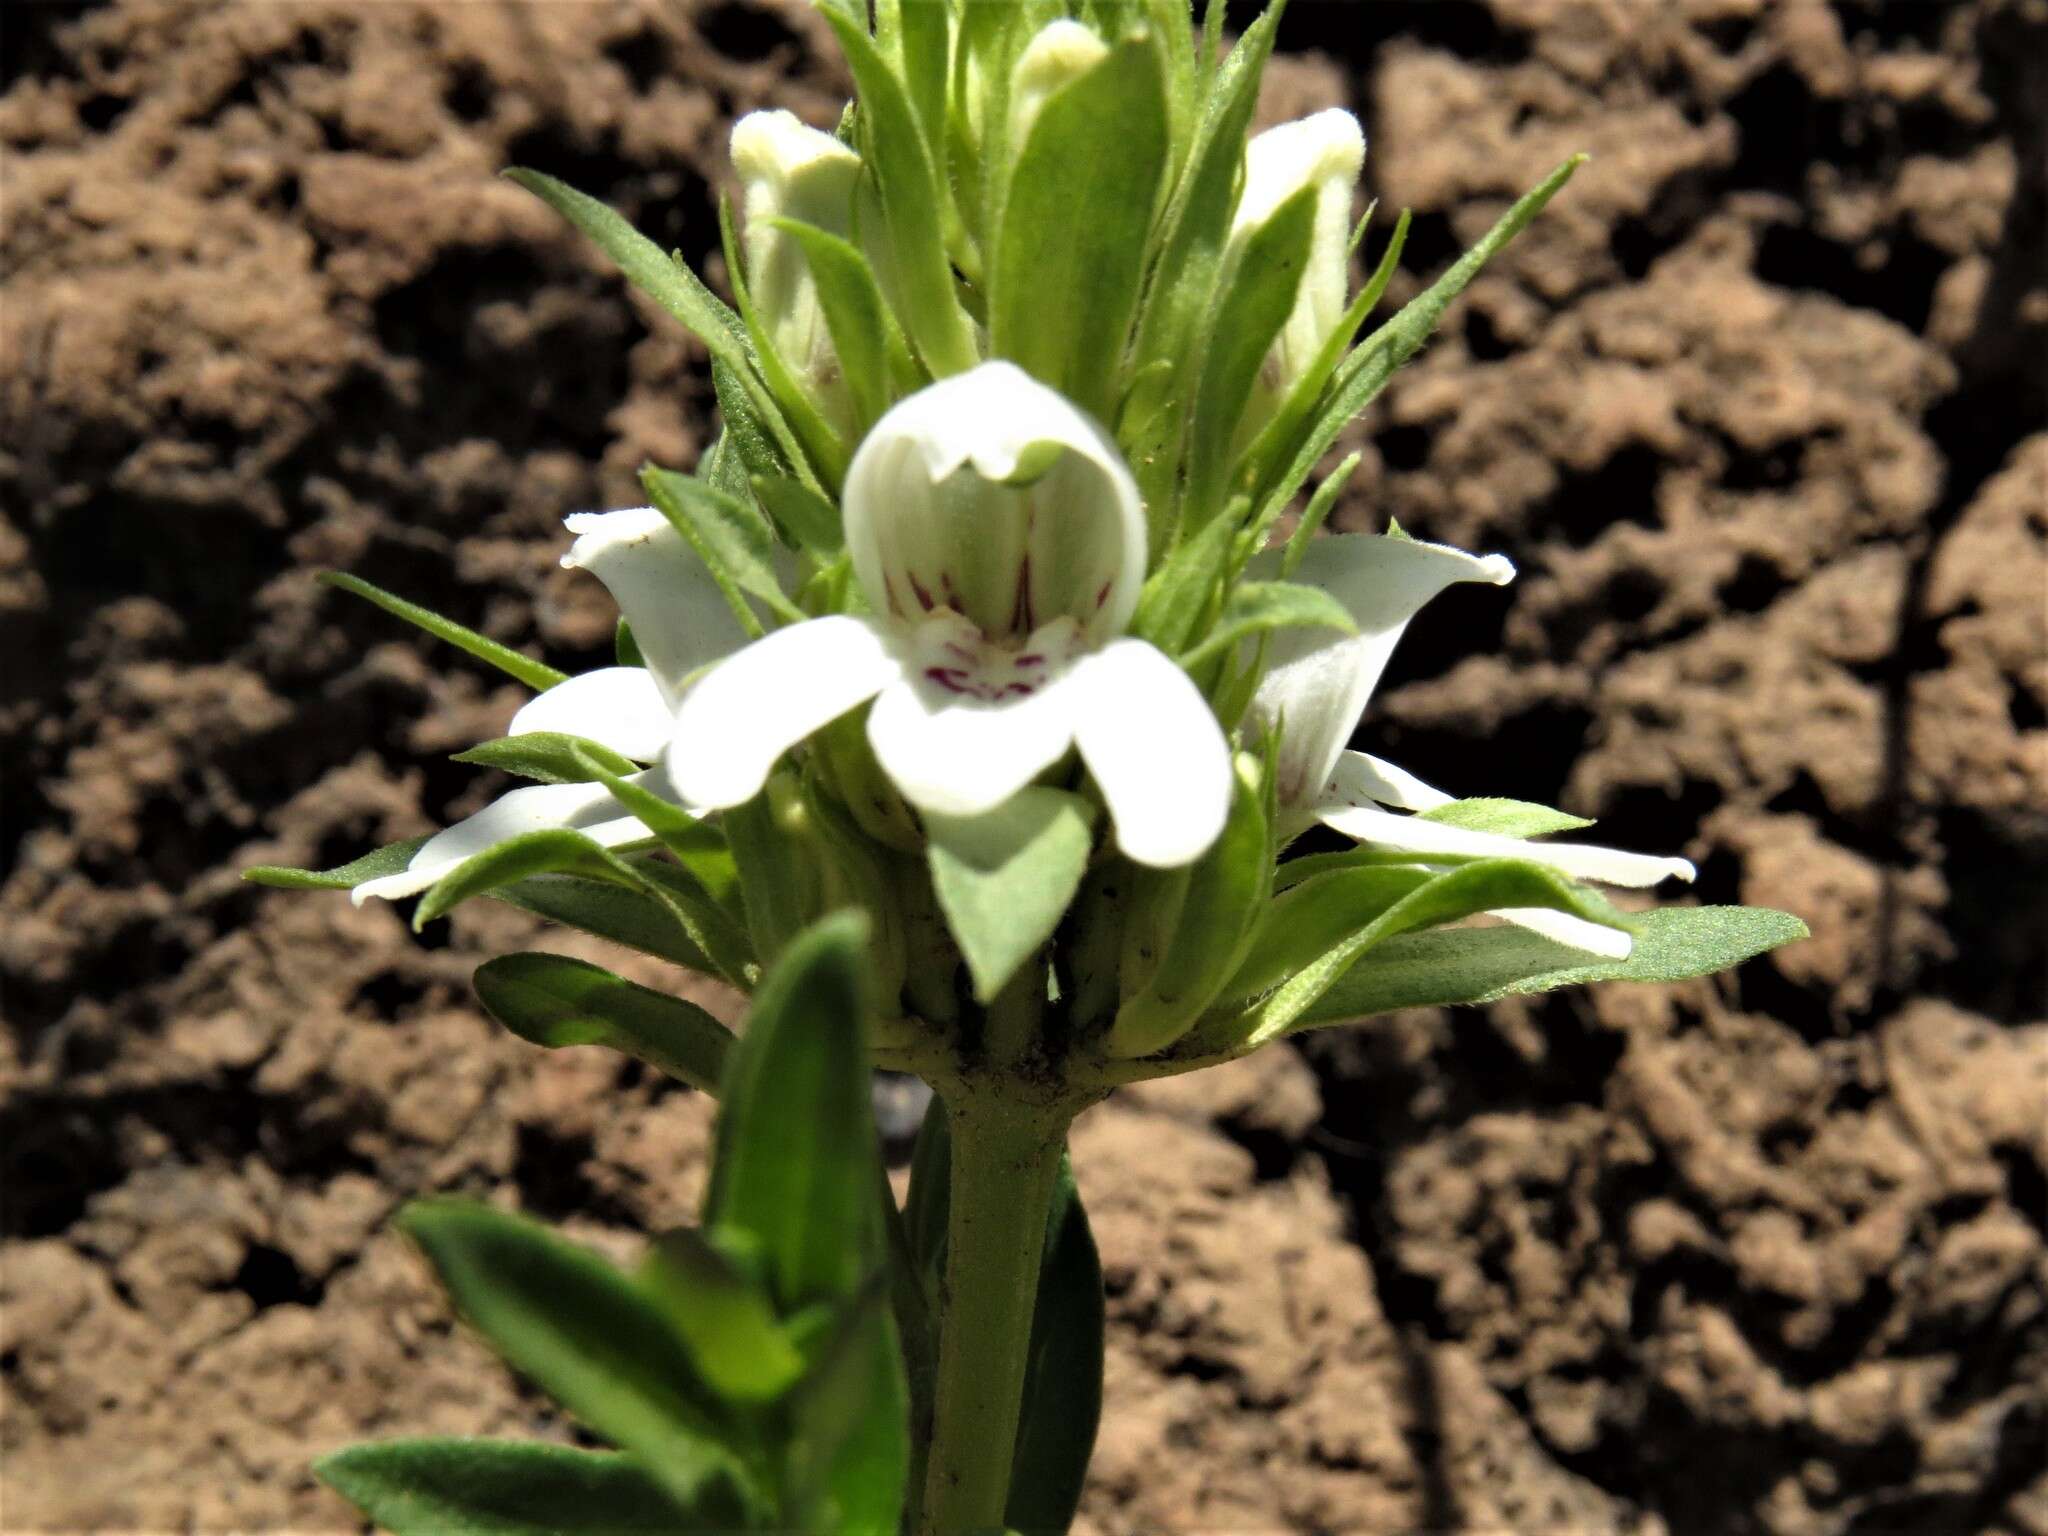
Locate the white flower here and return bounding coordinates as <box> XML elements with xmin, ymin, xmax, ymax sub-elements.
<box><xmin>1248</xmin><ymin>531</ymin><xmax>1694</xmax><ymax>957</ymax></box>
<box><xmin>1229</xmin><ymin>108</ymin><xmax>1366</xmax><ymax>439</ymax></box>
<box><xmin>667</xmin><ymin>362</ymin><xmax>1233</xmax><ymax>868</ymax></box>
<box><xmin>353</xmin><ymin>509</ymin><xmax>749</xmax><ymax>903</ymax></box>
<box><xmin>732</xmin><ymin>110</ymin><xmax>863</xmax><ymax>437</ymax></box>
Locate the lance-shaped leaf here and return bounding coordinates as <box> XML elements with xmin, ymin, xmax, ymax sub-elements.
<box><xmin>1179</xmin><ymin>581</ymin><xmax>1355</xmax><ymax>671</ymax></box>
<box><xmin>821</xmin><ymin>11</ymin><xmax>978</xmax><ymax>376</ymax></box>
<box><xmin>642</xmin><ymin>467</ymin><xmax>804</xmax><ymax>633</ymax></box>
<box><xmin>493</xmin><ymin>873</ymin><xmax>713</xmax><ymax>974</ymax></box>
<box><xmin>751</xmin><ymin>473</ymin><xmax>844</xmax><ymax>559</ymax></box>
<box><xmin>781</xmin><ymin>1280</ymin><xmax>910</xmax><ymax>1535</ymax></box>
<box><xmin>453</xmin><ymin>733</ymin><xmax>640</xmax><ymax>786</ymax></box>
<box><xmin>1130</xmin><ymin>499</ymin><xmax>1240</xmax><ymax>654</ymax></box>
<box><xmin>319</xmin><ymin>573</ymin><xmax>566</xmax><ymax>691</ymax></box>
<box><xmin>397</xmin><ymin>1201</ymin><xmax>748</xmax><ymax>1509</ymax></box>
<box><xmin>768</xmin><ymin>217</ymin><xmax>902</xmax><ymax>436</ymax></box>
<box><xmin>1255</xmin><ymin>156</ymin><xmax>1584</xmax><ymax>525</ymax></box>
<box><xmin>638</xmin><ymin>1229</ymin><xmax>806</xmax><ymax>1403</ymax></box>
<box><xmin>1183</xmin><ymin>182</ymin><xmax>1315</xmax><ymax>527</ymax></box>
<box><xmin>925</xmin><ymin>787</ymin><xmax>1097</xmax><ymax>1003</ymax></box>
<box><xmin>1109</xmin><ymin>761</ymin><xmax>1271</xmax><ymax>1058</ymax></box>
<box><xmin>474</xmin><ymin>953</ymin><xmax>734</xmax><ymax>1097</ymax></box>
<box><xmin>1229</xmin><ymin>858</ymin><xmax>1634</xmax><ymax>1046</ymax></box>
<box><xmin>1292</xmin><ymin>904</ymin><xmax>1811</xmax><ymax>1031</ymax></box>
<box><xmin>707</xmin><ymin>911</ymin><xmax>883</xmax><ymax>1311</ymax></box>
<box><xmin>991</xmin><ymin>34</ymin><xmax>1169</xmax><ymax>421</ymax></box>
<box><xmin>314</xmin><ymin>1439</ymin><xmax>723</xmax><ymax>1536</ymax></box>
<box><xmin>244</xmin><ymin>835</ymin><xmax>431</xmax><ymax>891</ymax></box>
<box><xmin>1421</xmin><ymin>797</ymin><xmax>1596</xmax><ymax>838</ymax></box>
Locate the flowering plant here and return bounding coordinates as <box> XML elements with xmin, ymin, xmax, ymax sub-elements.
<box><xmin>250</xmin><ymin>2</ymin><xmax>1805</xmax><ymax>1531</ymax></box>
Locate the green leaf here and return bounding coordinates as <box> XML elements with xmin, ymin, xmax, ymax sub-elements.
<box><xmin>320</xmin><ymin>573</ymin><xmax>566</xmax><ymax>691</ymax></box>
<box><xmin>1130</xmin><ymin>501</ymin><xmax>1239</xmax><ymax>654</ymax></box>
<box><xmin>925</xmin><ymin>788</ymin><xmax>1097</xmax><ymax>1003</ymax></box>
<box><xmin>1178</xmin><ymin>580</ymin><xmax>1355</xmax><ymax>670</ymax></box>
<box><xmin>243</xmin><ymin>835</ymin><xmax>430</xmax><ymax>891</ymax></box>
<box><xmin>412</xmin><ymin>829</ymin><xmax>647</xmax><ymax>930</ymax></box>
<box><xmin>990</xmin><ymin>34</ymin><xmax>1169</xmax><ymax>420</ymax></box>
<box><xmin>1005</xmin><ymin>1154</ymin><xmax>1104</xmax><ymax>1536</ymax></box>
<box><xmin>1256</xmin><ymin>156</ymin><xmax>1584</xmax><ymax>527</ymax></box>
<box><xmin>1183</xmin><ymin>181</ymin><xmax>1315</xmax><ymax>526</ymax></box>
<box><xmin>1277</xmin><ymin>450</ymin><xmax>1362</xmax><ymax>578</ymax></box>
<box><xmin>492</xmin><ymin>873</ymin><xmax>713</xmax><ymax>974</ymax></box>
<box><xmin>1295</xmin><ymin>905</ymin><xmax>1811</xmax><ymax>1030</ymax></box>
<box><xmin>642</xmin><ymin>466</ymin><xmax>804</xmax><ymax>633</ymax></box>
<box><xmin>505</xmin><ymin>168</ymin><xmax>750</xmax><ymax>367</ymax></box>
<box><xmin>453</xmin><ymin>733</ymin><xmax>640</xmax><ymax>785</ymax></box>
<box><xmin>396</xmin><ymin>1201</ymin><xmax>745</xmax><ymax>1508</ymax></box>
<box><xmin>721</xmin><ymin>784</ymin><xmax>821</xmax><ymax>969</ymax></box>
<box><xmin>1420</xmin><ymin>797</ymin><xmax>1595</xmax><ymax>838</ymax></box>
<box><xmin>314</xmin><ymin>1439</ymin><xmax>718</xmax><ymax>1536</ymax></box>
<box><xmin>707</xmin><ymin>912</ymin><xmax>883</xmax><ymax>1311</ymax></box>
<box><xmin>1229</xmin><ymin>858</ymin><xmax>1634</xmax><ymax>1046</ymax></box>
<box><xmin>474</xmin><ymin>952</ymin><xmax>734</xmax><ymax>1097</ymax></box>
<box><xmin>822</xmin><ymin>10</ymin><xmax>978</xmax><ymax>376</ymax></box>
<box><xmin>1108</xmin><ymin>762</ymin><xmax>1271</xmax><ymax>1058</ymax></box>
<box><xmin>638</xmin><ymin>1229</ymin><xmax>806</xmax><ymax>1402</ymax></box>
<box><xmin>709</xmin><ymin>357</ymin><xmax>802</xmax><ymax>497</ymax></box>
<box><xmin>781</xmin><ymin>1281</ymin><xmax>910</xmax><ymax>1535</ymax></box>
<box><xmin>751</xmin><ymin>473</ymin><xmax>844</xmax><ymax>559</ymax></box>
<box><xmin>770</xmin><ymin>217</ymin><xmax>899</xmax><ymax>434</ymax></box>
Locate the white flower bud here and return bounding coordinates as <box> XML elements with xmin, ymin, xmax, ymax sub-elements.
<box><xmin>730</xmin><ymin>109</ymin><xmax>862</xmax><ymax>435</ymax></box>
<box><xmin>1007</xmin><ymin>20</ymin><xmax>1109</xmax><ymax>152</ymax></box>
<box><xmin>1229</xmin><ymin>108</ymin><xmax>1366</xmax><ymax>440</ymax></box>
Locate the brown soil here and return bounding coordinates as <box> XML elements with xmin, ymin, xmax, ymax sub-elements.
<box><xmin>3</xmin><ymin>2</ymin><xmax>2043</xmax><ymax>1532</ymax></box>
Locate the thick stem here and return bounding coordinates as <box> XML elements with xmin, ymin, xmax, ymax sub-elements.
<box><xmin>918</xmin><ymin>1098</ymin><xmax>1070</xmax><ymax>1535</ymax></box>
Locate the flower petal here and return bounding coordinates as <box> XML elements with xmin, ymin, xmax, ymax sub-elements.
<box><xmin>1490</xmin><ymin>906</ymin><xmax>1636</xmax><ymax>960</ymax></box>
<box><xmin>509</xmin><ymin>667</ymin><xmax>673</xmax><ymax>760</ymax></box>
<box><xmin>1248</xmin><ymin>532</ymin><xmax>1513</xmax><ymax>806</ymax></box>
<box><xmin>351</xmin><ymin>778</ymin><xmax>665</xmax><ymax>905</ymax></box>
<box><xmin>1070</xmin><ymin>639</ymin><xmax>1233</xmax><ymax>868</ymax></box>
<box><xmin>562</xmin><ymin>508</ymin><xmax>751</xmax><ymax>707</ymax></box>
<box><xmin>843</xmin><ymin>362</ymin><xmax>1146</xmax><ymax>641</ymax></box>
<box><xmin>1316</xmin><ymin>801</ymin><xmax>1696</xmax><ymax>888</ymax></box>
<box><xmin>1326</xmin><ymin>749</ymin><xmax>1454</xmax><ymax>812</ymax></box>
<box><xmin>866</xmin><ymin>670</ymin><xmax>1080</xmax><ymax>820</ymax></box>
<box><xmin>668</xmin><ymin>615</ymin><xmax>901</xmax><ymax>809</ymax></box>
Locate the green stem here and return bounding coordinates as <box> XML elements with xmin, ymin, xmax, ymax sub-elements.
<box><xmin>919</xmin><ymin>1098</ymin><xmax>1070</xmax><ymax>1535</ymax></box>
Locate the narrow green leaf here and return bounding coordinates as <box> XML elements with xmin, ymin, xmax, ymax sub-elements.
<box><xmin>1183</xmin><ymin>182</ymin><xmax>1315</xmax><ymax>526</ymax></box>
<box><xmin>642</xmin><ymin>467</ymin><xmax>804</xmax><ymax>632</ymax></box>
<box><xmin>412</xmin><ymin>829</ymin><xmax>645</xmax><ymax>931</ymax></box>
<box><xmin>1130</xmin><ymin>501</ymin><xmax>1239</xmax><ymax>654</ymax></box>
<box><xmin>243</xmin><ymin>835</ymin><xmax>430</xmax><ymax>891</ymax></box>
<box><xmin>770</xmin><ymin>217</ymin><xmax>898</xmax><ymax>433</ymax></box>
<box><xmin>925</xmin><ymin>788</ymin><xmax>1096</xmax><ymax>1004</ymax></box>
<box><xmin>721</xmin><ymin>784</ymin><xmax>820</xmax><ymax>968</ymax></box>
<box><xmin>708</xmin><ymin>912</ymin><xmax>883</xmax><ymax>1311</ymax></box>
<box><xmin>822</xmin><ymin>10</ymin><xmax>978</xmax><ymax>375</ymax></box>
<box><xmin>1277</xmin><ymin>451</ymin><xmax>1362</xmax><ymax>578</ymax></box>
<box><xmin>1226</xmin><ymin>864</ymin><xmax>1436</xmax><ymax>1001</ymax></box>
<box><xmin>314</xmin><ymin>1439</ymin><xmax>717</xmax><ymax>1536</ymax></box>
<box><xmin>396</xmin><ymin>1201</ymin><xmax>745</xmax><ymax>1508</ymax></box>
<box><xmin>453</xmin><ymin>733</ymin><xmax>640</xmax><ymax>786</ymax></box>
<box><xmin>1005</xmin><ymin>1156</ymin><xmax>1104</xmax><ymax>1536</ymax></box>
<box><xmin>1256</xmin><ymin>157</ymin><xmax>1584</xmax><ymax>526</ymax></box>
<box><xmin>1178</xmin><ymin>580</ymin><xmax>1355</xmax><ymax>670</ymax></box>
<box><xmin>492</xmin><ymin>873</ymin><xmax>714</xmax><ymax>974</ymax></box>
<box><xmin>991</xmin><ymin>35</ymin><xmax>1169</xmax><ymax>420</ymax></box>
<box><xmin>782</xmin><ymin>1281</ymin><xmax>910</xmax><ymax>1535</ymax></box>
<box><xmin>639</xmin><ymin>1229</ymin><xmax>806</xmax><ymax>1402</ymax></box>
<box><xmin>320</xmin><ymin>573</ymin><xmax>566</xmax><ymax>691</ymax></box>
<box><xmin>709</xmin><ymin>357</ymin><xmax>802</xmax><ymax>497</ymax></box>
<box><xmin>474</xmin><ymin>952</ymin><xmax>734</xmax><ymax>1097</ymax></box>
<box><xmin>1420</xmin><ymin>797</ymin><xmax>1596</xmax><ymax>838</ymax></box>
<box><xmin>752</xmin><ymin>473</ymin><xmax>844</xmax><ymax>559</ymax></box>
<box><xmin>1294</xmin><ymin>905</ymin><xmax>1812</xmax><ymax>1030</ymax></box>
<box><xmin>1108</xmin><ymin>763</ymin><xmax>1270</xmax><ymax>1058</ymax></box>
<box><xmin>1235</xmin><ymin>858</ymin><xmax>1632</xmax><ymax>1046</ymax></box>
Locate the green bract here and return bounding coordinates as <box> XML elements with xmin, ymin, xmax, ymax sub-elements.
<box><xmin>248</xmin><ymin>4</ymin><xmax>1809</xmax><ymax>1534</ymax></box>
